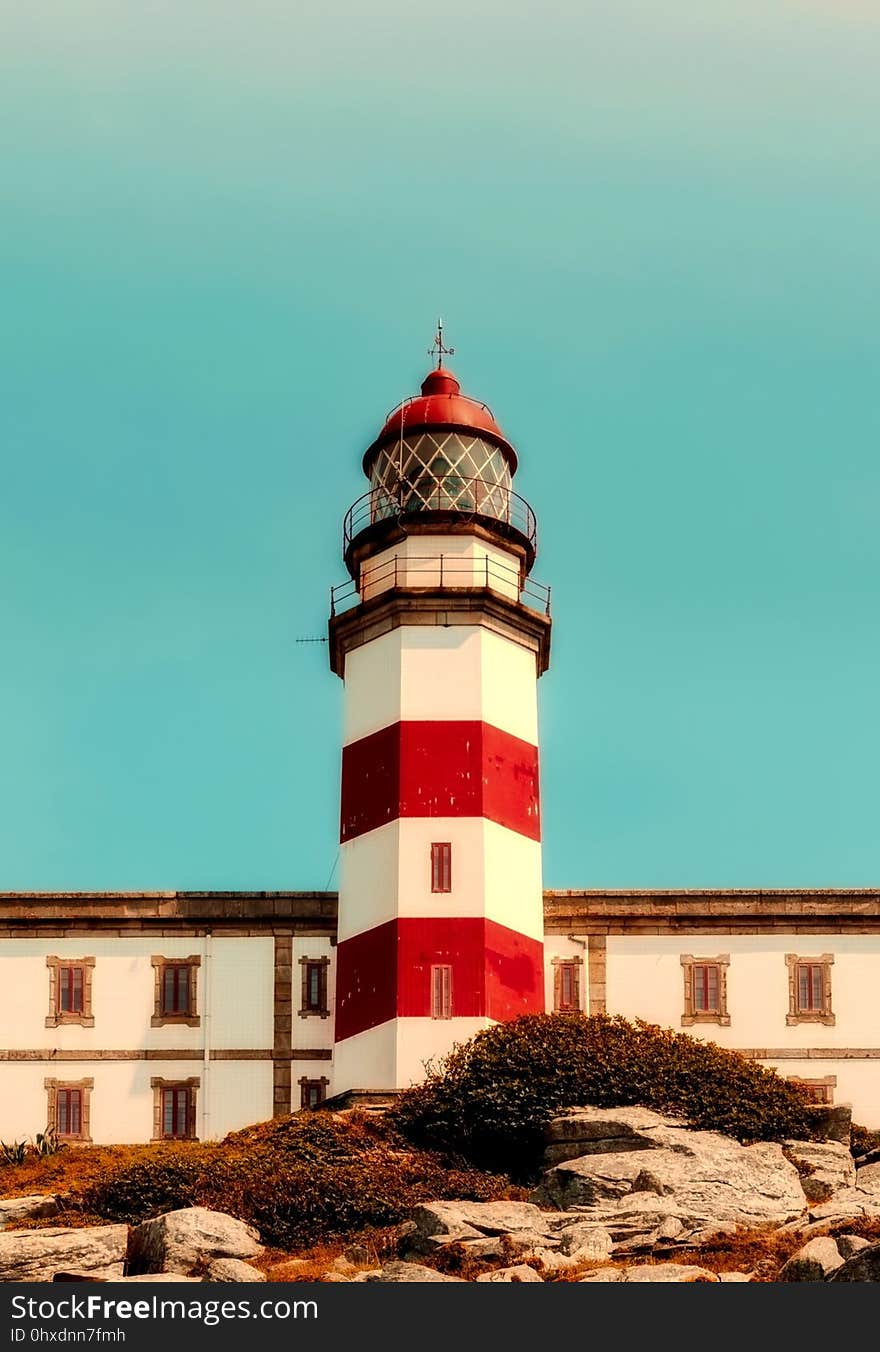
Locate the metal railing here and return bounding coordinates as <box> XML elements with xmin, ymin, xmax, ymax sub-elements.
<box><xmin>342</xmin><ymin>477</ymin><xmax>538</xmax><ymax>558</ymax></box>
<box><xmin>330</xmin><ymin>552</ymin><xmax>551</xmax><ymax>618</ymax></box>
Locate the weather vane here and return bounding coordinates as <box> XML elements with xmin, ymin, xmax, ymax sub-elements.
<box><xmin>428</xmin><ymin>317</ymin><xmax>454</xmax><ymax>369</ymax></box>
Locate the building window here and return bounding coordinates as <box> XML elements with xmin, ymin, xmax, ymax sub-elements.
<box><xmin>45</xmin><ymin>957</ymin><xmax>95</xmax><ymax>1028</ymax></box>
<box><xmin>681</xmin><ymin>954</ymin><xmax>730</xmax><ymax>1026</ymax></box>
<box><xmin>785</xmin><ymin>953</ymin><xmax>834</xmax><ymax>1026</ymax></box>
<box><xmin>299</xmin><ymin>955</ymin><xmax>330</xmax><ymax>1018</ymax></box>
<box><xmin>551</xmin><ymin>957</ymin><xmax>582</xmax><ymax>1013</ymax></box>
<box><xmin>431</xmin><ymin>964</ymin><xmax>452</xmax><ymax>1019</ymax></box>
<box><xmin>430</xmin><ymin>842</ymin><xmax>452</xmax><ymax>893</ymax></box>
<box><xmin>151</xmin><ymin>956</ymin><xmax>201</xmax><ymax>1027</ymax></box>
<box><xmin>44</xmin><ymin>1078</ymin><xmax>93</xmax><ymax>1143</ymax></box>
<box><xmin>788</xmin><ymin>1076</ymin><xmax>836</xmax><ymax>1105</ymax></box>
<box><xmin>299</xmin><ymin>1077</ymin><xmax>330</xmax><ymax>1110</ymax></box>
<box><xmin>151</xmin><ymin>1077</ymin><xmax>199</xmax><ymax>1141</ymax></box>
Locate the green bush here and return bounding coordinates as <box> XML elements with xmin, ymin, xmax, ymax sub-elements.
<box><xmin>390</xmin><ymin>1013</ymin><xmax>816</xmax><ymax>1175</ymax></box>
<box><xmin>82</xmin><ymin>1112</ymin><xmax>517</xmax><ymax>1248</ymax></box>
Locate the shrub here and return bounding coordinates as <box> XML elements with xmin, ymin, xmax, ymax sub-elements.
<box><xmin>82</xmin><ymin>1112</ymin><xmax>519</xmax><ymax>1249</ymax></box>
<box><xmin>851</xmin><ymin>1123</ymin><xmax>880</xmax><ymax>1160</ymax></box>
<box><xmin>390</xmin><ymin>1013</ymin><xmax>815</xmax><ymax>1175</ymax></box>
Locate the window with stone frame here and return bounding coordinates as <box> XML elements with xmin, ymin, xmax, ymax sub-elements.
<box><xmin>299</xmin><ymin>956</ymin><xmax>330</xmax><ymax>1018</ymax></box>
<box><xmin>45</xmin><ymin>957</ymin><xmax>95</xmax><ymax>1028</ymax></box>
<box><xmin>787</xmin><ymin>1075</ymin><xmax>836</xmax><ymax>1105</ymax></box>
<box><xmin>45</xmin><ymin>1078</ymin><xmax>93</xmax><ymax>1143</ymax></box>
<box><xmin>299</xmin><ymin>1076</ymin><xmax>330</xmax><ymax>1110</ymax></box>
<box><xmin>551</xmin><ymin>956</ymin><xmax>582</xmax><ymax>1013</ymax></box>
<box><xmin>680</xmin><ymin>954</ymin><xmax>731</xmax><ymax>1026</ymax></box>
<box><xmin>151</xmin><ymin>956</ymin><xmax>200</xmax><ymax>1027</ymax></box>
<box><xmin>151</xmin><ymin>1077</ymin><xmax>199</xmax><ymax>1140</ymax></box>
<box><xmin>785</xmin><ymin>953</ymin><xmax>835</xmax><ymax>1026</ymax></box>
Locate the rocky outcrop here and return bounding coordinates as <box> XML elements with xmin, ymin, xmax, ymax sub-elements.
<box><xmin>779</xmin><ymin>1236</ymin><xmax>845</xmax><ymax>1281</ymax></box>
<box><xmin>783</xmin><ymin>1140</ymin><xmax>856</xmax><ymax>1203</ymax></box>
<box><xmin>0</xmin><ymin>1195</ymin><xmax>62</xmax><ymax>1229</ymax></box>
<box><xmin>802</xmin><ymin>1103</ymin><xmax>851</xmax><ymax>1146</ymax></box>
<box><xmin>0</xmin><ymin>1225</ymin><xmax>127</xmax><ymax>1282</ymax></box>
<box><xmin>204</xmin><ymin>1258</ymin><xmax>266</xmax><ymax>1282</ymax></box>
<box><xmin>476</xmin><ymin>1265</ymin><xmax>544</xmax><ymax>1282</ymax></box>
<box><xmin>128</xmin><ymin>1207</ymin><xmax>262</xmax><ymax>1276</ymax></box>
<box><xmin>534</xmin><ymin>1107</ymin><xmax>806</xmax><ymax>1226</ymax></box>
<box><xmin>402</xmin><ymin>1199</ymin><xmax>613</xmax><ymax>1268</ymax></box>
<box><xmin>621</xmin><ymin>1263</ymin><xmax>719</xmax><ymax>1282</ymax></box>
<box><xmin>356</xmin><ymin>1261</ymin><xmax>465</xmax><ymax>1283</ymax></box>
<box><xmin>829</xmin><ymin>1242</ymin><xmax>880</xmax><ymax>1282</ymax></box>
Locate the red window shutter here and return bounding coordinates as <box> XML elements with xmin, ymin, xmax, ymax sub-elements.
<box><xmin>431</xmin><ymin>965</ymin><xmax>452</xmax><ymax>1018</ymax></box>
<box><xmin>431</xmin><ymin>843</ymin><xmax>452</xmax><ymax>893</ymax></box>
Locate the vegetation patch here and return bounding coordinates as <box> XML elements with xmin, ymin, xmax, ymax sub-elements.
<box><xmin>2</xmin><ymin>1112</ymin><xmax>521</xmax><ymax>1251</ymax></box>
<box><xmin>390</xmin><ymin>1013</ymin><xmax>816</xmax><ymax>1175</ymax></box>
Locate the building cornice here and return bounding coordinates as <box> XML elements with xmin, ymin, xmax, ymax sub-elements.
<box><xmin>2</xmin><ymin>889</ymin><xmax>880</xmax><ymax>935</ymax></box>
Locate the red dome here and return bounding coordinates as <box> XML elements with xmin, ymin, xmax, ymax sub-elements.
<box><xmin>362</xmin><ymin>366</ymin><xmax>518</xmax><ymax>475</ymax></box>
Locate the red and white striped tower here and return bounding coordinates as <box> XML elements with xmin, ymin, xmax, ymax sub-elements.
<box><xmin>329</xmin><ymin>338</ymin><xmax>551</xmax><ymax>1092</ymax></box>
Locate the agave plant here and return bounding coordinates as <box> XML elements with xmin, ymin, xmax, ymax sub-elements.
<box><xmin>34</xmin><ymin>1125</ymin><xmax>66</xmax><ymax>1157</ymax></box>
<box><xmin>0</xmin><ymin>1138</ymin><xmax>29</xmax><ymax>1165</ymax></box>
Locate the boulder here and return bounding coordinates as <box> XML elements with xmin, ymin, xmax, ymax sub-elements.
<box><xmin>622</xmin><ymin>1263</ymin><xmax>719</xmax><ymax>1282</ymax></box>
<box><xmin>111</xmin><ymin>1275</ymin><xmax>202</xmax><ymax>1284</ymax></box>
<box><xmin>856</xmin><ymin>1162</ymin><xmax>880</xmax><ymax>1194</ymax></box>
<box><xmin>784</xmin><ymin>1140</ymin><xmax>856</xmax><ymax>1203</ymax></box>
<box><xmin>779</xmin><ymin>1236</ymin><xmax>845</xmax><ymax>1281</ymax></box>
<box><xmin>837</xmin><ymin>1235</ymin><xmax>871</xmax><ymax>1259</ymax></box>
<box><xmin>526</xmin><ymin>1248</ymin><xmax>579</xmax><ymax>1273</ymax></box>
<box><xmin>829</xmin><ymin>1242</ymin><xmax>880</xmax><ymax>1282</ymax></box>
<box><xmin>0</xmin><ymin>1195</ymin><xmax>62</xmax><ymax>1229</ymax></box>
<box><xmin>0</xmin><ymin>1225</ymin><xmax>128</xmax><ymax>1283</ymax></box>
<box><xmin>410</xmin><ymin>1200</ymin><xmax>552</xmax><ymax>1239</ymax></box>
<box><xmin>718</xmin><ymin>1272</ymin><xmax>753</xmax><ymax>1282</ymax></box>
<box><xmin>802</xmin><ymin>1103</ymin><xmax>851</xmax><ymax>1146</ymax></box>
<box><xmin>204</xmin><ymin>1258</ymin><xmax>266</xmax><ymax>1282</ymax></box>
<box><xmin>555</xmin><ymin>1223</ymin><xmax>613</xmax><ymax>1261</ymax></box>
<box><xmin>578</xmin><ymin>1267</ymin><xmax>623</xmax><ymax>1282</ymax></box>
<box><xmin>358</xmin><ymin>1261</ymin><xmax>465</xmax><ymax>1283</ymax></box>
<box><xmin>476</xmin><ymin>1265</ymin><xmax>544</xmax><ymax>1283</ymax></box>
<box><xmin>533</xmin><ymin>1111</ymin><xmax>806</xmax><ymax>1227</ymax></box>
<box><xmin>800</xmin><ymin>1191</ymin><xmax>880</xmax><ymax>1226</ymax></box>
<box><xmin>543</xmin><ymin>1107</ymin><xmax>673</xmax><ymax>1167</ymax></box>
<box><xmin>129</xmin><ymin>1207</ymin><xmax>262</xmax><ymax>1276</ymax></box>
<box><xmin>54</xmin><ymin>1274</ymin><xmax>202</xmax><ymax>1285</ymax></box>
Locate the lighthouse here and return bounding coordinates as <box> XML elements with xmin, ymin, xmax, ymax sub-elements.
<box><xmin>329</xmin><ymin>329</ymin><xmax>552</xmax><ymax>1093</ymax></box>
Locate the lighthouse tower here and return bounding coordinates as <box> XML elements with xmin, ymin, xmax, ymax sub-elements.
<box><xmin>329</xmin><ymin>332</ymin><xmax>552</xmax><ymax>1093</ymax></box>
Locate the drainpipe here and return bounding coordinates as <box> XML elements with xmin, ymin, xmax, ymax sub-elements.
<box><xmin>202</xmin><ymin>930</ymin><xmax>212</xmax><ymax>1140</ymax></box>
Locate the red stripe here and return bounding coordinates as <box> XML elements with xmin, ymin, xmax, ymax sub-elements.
<box><xmin>340</xmin><ymin>721</ymin><xmax>540</xmax><ymax>843</ymax></box>
<box><xmin>334</xmin><ymin>917</ymin><xmax>545</xmax><ymax>1042</ymax></box>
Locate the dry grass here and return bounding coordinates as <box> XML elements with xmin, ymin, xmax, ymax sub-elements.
<box><xmin>0</xmin><ymin>1144</ymin><xmax>205</xmax><ymax>1199</ymax></box>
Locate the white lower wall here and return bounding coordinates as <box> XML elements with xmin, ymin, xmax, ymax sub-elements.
<box><xmin>334</xmin><ymin>1016</ymin><xmax>490</xmax><ymax>1093</ymax></box>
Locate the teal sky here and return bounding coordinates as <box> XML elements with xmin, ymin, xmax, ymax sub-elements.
<box><xmin>1</xmin><ymin>0</ymin><xmax>879</xmax><ymax>890</ymax></box>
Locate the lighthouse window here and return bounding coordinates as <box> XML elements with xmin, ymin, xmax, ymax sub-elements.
<box><xmin>430</xmin><ymin>842</ymin><xmax>452</xmax><ymax>893</ymax></box>
<box><xmin>431</xmin><ymin>965</ymin><xmax>453</xmax><ymax>1019</ymax></box>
